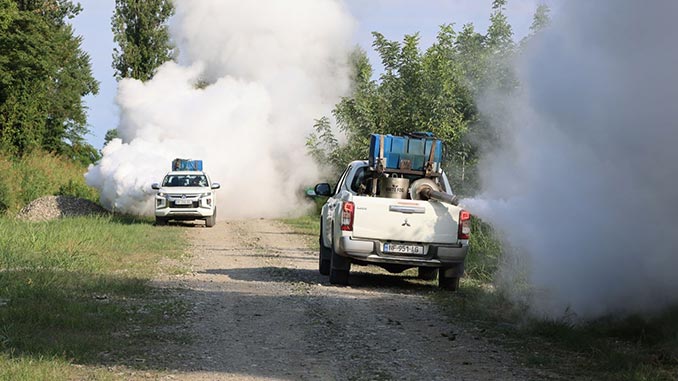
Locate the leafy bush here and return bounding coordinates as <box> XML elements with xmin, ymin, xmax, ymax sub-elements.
<box><xmin>57</xmin><ymin>180</ymin><xmax>98</xmax><ymax>202</ymax></box>
<box><xmin>465</xmin><ymin>216</ymin><xmax>503</xmax><ymax>282</ymax></box>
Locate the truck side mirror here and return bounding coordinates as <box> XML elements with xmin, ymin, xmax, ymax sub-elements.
<box><xmin>151</xmin><ymin>183</ymin><xmax>160</xmax><ymax>190</ymax></box>
<box><xmin>314</xmin><ymin>183</ymin><xmax>332</xmax><ymax>197</ymax></box>
<box><xmin>211</xmin><ymin>183</ymin><xmax>221</xmax><ymax>190</ymax></box>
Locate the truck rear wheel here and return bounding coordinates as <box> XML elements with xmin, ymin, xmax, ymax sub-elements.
<box><xmin>329</xmin><ymin>234</ymin><xmax>350</xmax><ymax>286</ymax></box>
<box><xmin>318</xmin><ymin>222</ymin><xmax>331</xmax><ymax>275</ymax></box>
<box><xmin>418</xmin><ymin>267</ymin><xmax>438</xmax><ymax>281</ymax></box>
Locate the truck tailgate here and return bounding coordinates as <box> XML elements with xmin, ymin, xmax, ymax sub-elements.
<box><xmin>352</xmin><ymin>197</ymin><xmax>460</xmax><ymax>243</ymax></box>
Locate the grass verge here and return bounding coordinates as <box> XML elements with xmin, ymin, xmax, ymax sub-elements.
<box><xmin>0</xmin><ymin>215</ymin><xmax>190</xmax><ymax>380</ymax></box>
<box><xmin>280</xmin><ymin>214</ymin><xmax>319</xmax><ymax>249</ymax></box>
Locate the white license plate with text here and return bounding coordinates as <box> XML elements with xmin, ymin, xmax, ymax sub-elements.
<box><xmin>383</xmin><ymin>243</ymin><xmax>424</xmax><ymax>255</ymax></box>
<box><xmin>174</xmin><ymin>199</ymin><xmax>193</xmax><ymax>205</ymax></box>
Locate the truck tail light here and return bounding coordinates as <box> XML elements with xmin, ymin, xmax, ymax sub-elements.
<box><xmin>341</xmin><ymin>201</ymin><xmax>355</xmax><ymax>231</ymax></box>
<box><xmin>458</xmin><ymin>210</ymin><xmax>471</xmax><ymax>240</ymax></box>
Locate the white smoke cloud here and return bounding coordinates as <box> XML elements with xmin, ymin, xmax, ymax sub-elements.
<box><xmin>86</xmin><ymin>0</ymin><xmax>355</xmax><ymax>218</ymax></box>
<box><xmin>463</xmin><ymin>0</ymin><xmax>678</xmax><ymax>320</ymax></box>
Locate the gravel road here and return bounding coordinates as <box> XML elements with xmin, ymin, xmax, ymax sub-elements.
<box><xmin>151</xmin><ymin>219</ymin><xmax>541</xmax><ymax>381</ymax></box>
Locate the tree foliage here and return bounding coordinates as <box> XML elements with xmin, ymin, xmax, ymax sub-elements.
<box><xmin>530</xmin><ymin>4</ymin><xmax>551</xmax><ymax>34</ymax></box>
<box><xmin>522</xmin><ymin>4</ymin><xmax>551</xmax><ymax>46</ymax></box>
<box><xmin>112</xmin><ymin>0</ymin><xmax>174</xmax><ymax>81</ymax></box>
<box><xmin>104</xmin><ymin>128</ymin><xmax>119</xmax><ymax>145</ymax></box>
<box><xmin>308</xmin><ymin>1</ymin><xmax>549</xmax><ymax>194</ymax></box>
<box><xmin>0</xmin><ymin>0</ymin><xmax>99</xmax><ymax>162</ymax></box>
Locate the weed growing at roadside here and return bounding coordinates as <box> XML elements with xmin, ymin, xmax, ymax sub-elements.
<box><xmin>464</xmin><ymin>216</ymin><xmax>502</xmax><ymax>282</ymax></box>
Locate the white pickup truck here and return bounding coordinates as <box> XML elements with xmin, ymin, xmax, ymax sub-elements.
<box><xmin>152</xmin><ymin>171</ymin><xmax>220</xmax><ymax>227</ymax></box>
<box><xmin>314</xmin><ymin>160</ymin><xmax>470</xmax><ymax>290</ymax></box>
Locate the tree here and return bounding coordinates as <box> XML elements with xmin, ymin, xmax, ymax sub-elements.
<box><xmin>486</xmin><ymin>0</ymin><xmax>514</xmax><ymax>52</ymax></box>
<box><xmin>307</xmin><ymin>48</ymin><xmax>377</xmax><ymax>179</ymax></box>
<box><xmin>308</xmin><ymin>1</ymin><xmax>550</xmax><ymax>194</ymax></box>
<box><xmin>521</xmin><ymin>4</ymin><xmax>551</xmax><ymax>46</ymax></box>
<box><xmin>483</xmin><ymin>0</ymin><xmax>517</xmax><ymax>93</ymax></box>
<box><xmin>308</xmin><ymin>28</ymin><xmax>475</xmax><ymax>187</ymax></box>
<box><xmin>455</xmin><ymin>23</ymin><xmax>487</xmax><ymax>94</ymax></box>
<box><xmin>529</xmin><ymin>4</ymin><xmax>551</xmax><ymax>34</ymax></box>
<box><xmin>104</xmin><ymin>128</ymin><xmax>119</xmax><ymax>145</ymax></box>
<box><xmin>112</xmin><ymin>0</ymin><xmax>174</xmax><ymax>81</ymax></box>
<box><xmin>0</xmin><ymin>0</ymin><xmax>99</xmax><ymax>159</ymax></box>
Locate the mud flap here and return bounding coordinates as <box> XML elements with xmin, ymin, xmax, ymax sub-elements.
<box><xmin>331</xmin><ymin>249</ymin><xmax>351</xmax><ymax>271</ymax></box>
<box><xmin>441</xmin><ymin>263</ymin><xmax>464</xmax><ymax>278</ymax></box>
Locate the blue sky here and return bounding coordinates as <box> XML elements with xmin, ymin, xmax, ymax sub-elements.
<box><xmin>71</xmin><ymin>0</ymin><xmax>545</xmax><ymax>149</ymax></box>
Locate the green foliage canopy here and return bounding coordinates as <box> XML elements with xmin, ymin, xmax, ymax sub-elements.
<box><xmin>308</xmin><ymin>1</ymin><xmax>550</xmax><ymax>194</ymax></box>
<box><xmin>0</xmin><ymin>0</ymin><xmax>99</xmax><ymax>162</ymax></box>
<box><xmin>112</xmin><ymin>0</ymin><xmax>174</xmax><ymax>81</ymax></box>
<box><xmin>104</xmin><ymin>128</ymin><xmax>119</xmax><ymax>145</ymax></box>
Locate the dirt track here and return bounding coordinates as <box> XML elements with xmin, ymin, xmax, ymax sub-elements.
<box><xmin>151</xmin><ymin>219</ymin><xmax>542</xmax><ymax>380</ymax></box>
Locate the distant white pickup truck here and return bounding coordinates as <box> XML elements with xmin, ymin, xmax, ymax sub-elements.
<box><xmin>152</xmin><ymin>171</ymin><xmax>220</xmax><ymax>227</ymax></box>
<box><xmin>314</xmin><ymin>160</ymin><xmax>470</xmax><ymax>290</ymax></box>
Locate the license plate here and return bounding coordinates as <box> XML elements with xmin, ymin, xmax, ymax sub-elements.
<box><xmin>383</xmin><ymin>243</ymin><xmax>424</xmax><ymax>255</ymax></box>
<box><xmin>174</xmin><ymin>199</ymin><xmax>193</xmax><ymax>205</ymax></box>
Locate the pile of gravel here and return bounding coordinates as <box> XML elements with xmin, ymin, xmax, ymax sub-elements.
<box><xmin>17</xmin><ymin>195</ymin><xmax>109</xmax><ymax>222</ymax></box>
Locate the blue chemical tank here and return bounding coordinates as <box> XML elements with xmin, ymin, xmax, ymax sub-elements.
<box><xmin>172</xmin><ymin>159</ymin><xmax>203</xmax><ymax>171</ymax></box>
<box><xmin>368</xmin><ymin>133</ymin><xmax>443</xmax><ymax>172</ymax></box>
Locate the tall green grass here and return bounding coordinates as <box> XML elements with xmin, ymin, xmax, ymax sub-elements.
<box><xmin>0</xmin><ymin>216</ymin><xmax>180</xmax><ymax>274</ymax></box>
<box><xmin>0</xmin><ymin>216</ymin><xmax>188</xmax><ymax>379</ymax></box>
<box><xmin>0</xmin><ymin>151</ymin><xmax>98</xmax><ymax>215</ymax></box>
<box><xmin>464</xmin><ymin>216</ymin><xmax>502</xmax><ymax>282</ymax></box>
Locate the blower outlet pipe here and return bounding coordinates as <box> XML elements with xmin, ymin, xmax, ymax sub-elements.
<box><xmin>418</xmin><ymin>186</ymin><xmax>460</xmax><ymax>206</ymax></box>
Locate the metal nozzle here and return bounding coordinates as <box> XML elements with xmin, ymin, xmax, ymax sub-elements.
<box><xmin>418</xmin><ymin>186</ymin><xmax>460</xmax><ymax>206</ymax></box>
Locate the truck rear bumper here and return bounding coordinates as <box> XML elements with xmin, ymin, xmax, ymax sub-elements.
<box><xmin>339</xmin><ymin>237</ymin><xmax>468</xmax><ymax>267</ymax></box>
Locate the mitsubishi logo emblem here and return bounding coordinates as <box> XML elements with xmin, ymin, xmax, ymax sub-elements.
<box><xmin>402</xmin><ymin>219</ymin><xmax>411</xmax><ymax>227</ymax></box>
<box><xmin>182</xmin><ymin>195</ymin><xmax>187</xmax><ymax>199</ymax></box>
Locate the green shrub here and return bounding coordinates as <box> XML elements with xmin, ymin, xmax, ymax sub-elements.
<box><xmin>465</xmin><ymin>216</ymin><xmax>503</xmax><ymax>282</ymax></box>
<box><xmin>57</xmin><ymin>180</ymin><xmax>98</xmax><ymax>202</ymax></box>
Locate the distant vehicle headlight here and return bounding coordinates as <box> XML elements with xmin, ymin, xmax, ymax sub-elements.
<box><xmin>157</xmin><ymin>192</ymin><xmax>166</xmax><ymax>197</ymax></box>
<box><xmin>200</xmin><ymin>192</ymin><xmax>212</xmax><ymax>198</ymax></box>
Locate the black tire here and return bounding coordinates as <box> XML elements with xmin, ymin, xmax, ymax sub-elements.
<box><xmin>205</xmin><ymin>208</ymin><xmax>216</xmax><ymax>228</ymax></box>
<box><xmin>318</xmin><ymin>222</ymin><xmax>331</xmax><ymax>275</ymax></box>
<box><xmin>418</xmin><ymin>267</ymin><xmax>438</xmax><ymax>281</ymax></box>
<box><xmin>155</xmin><ymin>217</ymin><xmax>167</xmax><ymax>226</ymax></box>
<box><xmin>329</xmin><ymin>232</ymin><xmax>350</xmax><ymax>286</ymax></box>
<box><xmin>439</xmin><ymin>274</ymin><xmax>460</xmax><ymax>291</ymax></box>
